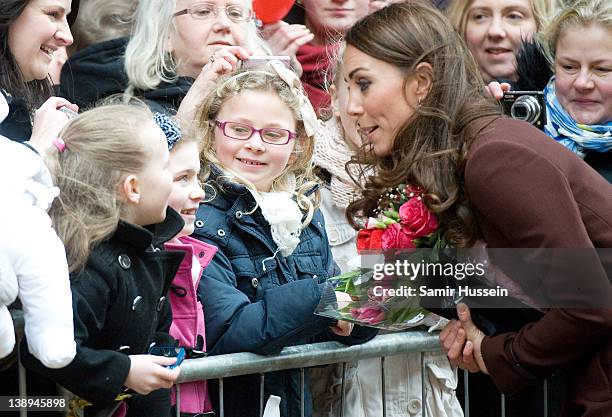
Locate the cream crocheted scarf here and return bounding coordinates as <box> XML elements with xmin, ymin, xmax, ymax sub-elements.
<box><xmin>313</xmin><ymin>118</ymin><xmax>368</xmax><ymax>209</ymax></box>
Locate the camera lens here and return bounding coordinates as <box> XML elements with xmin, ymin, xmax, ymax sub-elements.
<box><xmin>510</xmin><ymin>96</ymin><xmax>541</xmax><ymax>125</ymax></box>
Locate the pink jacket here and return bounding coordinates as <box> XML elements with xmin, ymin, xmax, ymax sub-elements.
<box><xmin>165</xmin><ymin>236</ymin><xmax>217</xmax><ymax>414</ymax></box>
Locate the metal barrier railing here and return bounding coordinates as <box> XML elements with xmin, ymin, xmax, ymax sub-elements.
<box><xmin>177</xmin><ymin>331</ymin><xmax>441</xmax><ymax>417</ymax></box>
<box><xmin>177</xmin><ymin>331</ymin><xmax>557</xmax><ymax>417</ymax></box>
<box><xmin>10</xmin><ymin>309</ymin><xmax>556</xmax><ymax>417</ymax></box>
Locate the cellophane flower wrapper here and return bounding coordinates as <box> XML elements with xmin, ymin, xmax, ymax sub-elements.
<box><xmin>316</xmin><ymin>183</ymin><xmax>447</xmax><ymax>330</ymax></box>
<box><xmin>315</xmin><ymin>263</ymin><xmax>442</xmax><ymax>331</ymax></box>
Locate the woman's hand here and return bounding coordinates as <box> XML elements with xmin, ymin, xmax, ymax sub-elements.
<box><xmin>29</xmin><ymin>97</ymin><xmax>78</xmax><ymax>153</ymax></box>
<box><xmin>486</xmin><ymin>81</ymin><xmax>511</xmax><ymax>100</ymax></box>
<box><xmin>440</xmin><ymin>303</ymin><xmax>488</xmax><ymax>374</ymax></box>
<box><xmin>260</xmin><ymin>21</ymin><xmax>314</xmax><ymax>57</ymax></box>
<box><xmin>124</xmin><ymin>354</ymin><xmax>180</xmax><ymax>395</ymax></box>
<box><xmin>177</xmin><ymin>46</ymin><xmax>251</xmax><ymax>132</ymax></box>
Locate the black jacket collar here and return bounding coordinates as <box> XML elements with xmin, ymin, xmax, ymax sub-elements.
<box><xmin>114</xmin><ymin>207</ymin><xmax>184</xmax><ymax>251</ymax></box>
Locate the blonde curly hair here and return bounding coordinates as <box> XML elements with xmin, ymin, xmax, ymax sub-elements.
<box><xmin>196</xmin><ymin>69</ymin><xmax>320</xmax><ymax>225</ymax></box>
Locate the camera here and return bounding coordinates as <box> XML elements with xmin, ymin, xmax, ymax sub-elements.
<box><xmin>501</xmin><ymin>91</ymin><xmax>546</xmax><ymax>130</ymax></box>
<box><xmin>59</xmin><ymin>106</ymin><xmax>78</xmax><ymax>120</ymax></box>
<box><xmin>241</xmin><ymin>55</ymin><xmax>291</xmax><ymax>70</ymax></box>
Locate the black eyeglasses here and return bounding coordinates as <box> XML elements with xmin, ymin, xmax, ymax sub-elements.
<box><xmin>173</xmin><ymin>2</ymin><xmax>252</xmax><ymax>22</ymax></box>
<box><xmin>214</xmin><ymin>120</ymin><xmax>297</xmax><ymax>145</ymax></box>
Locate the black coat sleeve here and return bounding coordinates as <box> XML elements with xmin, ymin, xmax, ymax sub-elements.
<box><xmin>20</xmin><ymin>270</ymin><xmax>131</xmax><ymax>405</ymax></box>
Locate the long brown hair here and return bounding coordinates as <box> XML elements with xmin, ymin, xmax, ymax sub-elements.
<box><xmin>344</xmin><ymin>1</ymin><xmax>501</xmax><ymax>247</ymax></box>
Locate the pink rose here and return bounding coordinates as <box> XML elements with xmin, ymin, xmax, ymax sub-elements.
<box><xmin>398</xmin><ymin>197</ymin><xmax>438</xmax><ymax>238</ymax></box>
<box><xmin>381</xmin><ymin>223</ymin><xmax>416</xmax><ymax>249</ymax></box>
<box><xmin>351</xmin><ymin>306</ymin><xmax>385</xmax><ymax>325</ymax></box>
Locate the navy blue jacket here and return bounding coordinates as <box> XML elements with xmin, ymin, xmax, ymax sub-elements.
<box><xmin>192</xmin><ymin>167</ymin><xmax>376</xmax><ymax>417</ymax></box>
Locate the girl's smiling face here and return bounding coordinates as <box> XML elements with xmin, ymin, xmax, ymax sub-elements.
<box><xmin>168</xmin><ymin>141</ymin><xmax>205</xmax><ymax>237</ymax></box>
<box><xmin>213</xmin><ymin>89</ymin><xmax>297</xmax><ymax>192</ymax></box>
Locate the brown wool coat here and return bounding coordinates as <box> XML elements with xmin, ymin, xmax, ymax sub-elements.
<box><xmin>465</xmin><ymin>117</ymin><xmax>612</xmax><ymax>417</ymax></box>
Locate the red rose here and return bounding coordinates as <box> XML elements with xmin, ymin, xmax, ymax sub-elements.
<box><xmin>398</xmin><ymin>197</ymin><xmax>438</xmax><ymax>238</ymax></box>
<box><xmin>381</xmin><ymin>223</ymin><xmax>416</xmax><ymax>249</ymax></box>
<box><xmin>356</xmin><ymin>228</ymin><xmax>385</xmax><ymax>251</ymax></box>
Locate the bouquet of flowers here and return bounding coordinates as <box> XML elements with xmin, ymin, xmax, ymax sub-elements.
<box><xmin>316</xmin><ymin>184</ymin><xmax>447</xmax><ymax>330</ymax></box>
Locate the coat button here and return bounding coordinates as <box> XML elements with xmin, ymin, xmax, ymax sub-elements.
<box><xmin>195</xmin><ymin>220</ymin><xmax>204</xmax><ymax>228</ymax></box>
<box><xmin>328</xmin><ymin>230</ymin><xmax>339</xmax><ymax>243</ymax></box>
<box><xmin>156</xmin><ymin>296</ymin><xmax>166</xmax><ymax>312</ymax></box>
<box><xmin>312</xmin><ymin>275</ymin><xmax>318</xmax><ymax>281</ymax></box>
<box><xmin>251</xmin><ymin>278</ymin><xmax>259</xmax><ymax>288</ymax></box>
<box><xmin>118</xmin><ymin>254</ymin><xmax>131</xmax><ymax>269</ymax></box>
<box><xmin>132</xmin><ymin>296</ymin><xmax>143</xmax><ymax>311</ymax></box>
<box><xmin>217</xmin><ymin>229</ymin><xmax>226</xmax><ymax>237</ymax></box>
<box><xmin>198</xmin><ymin>251</ymin><xmax>205</xmax><ymax>258</ymax></box>
<box><xmin>235</xmin><ymin>211</ymin><xmax>243</xmax><ymax>219</ymax></box>
<box><xmin>408</xmin><ymin>398</ymin><xmax>421</xmax><ymax>414</ymax></box>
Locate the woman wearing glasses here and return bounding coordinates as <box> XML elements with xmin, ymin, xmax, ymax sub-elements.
<box><xmin>124</xmin><ymin>0</ymin><xmax>270</xmax><ymax>133</ymax></box>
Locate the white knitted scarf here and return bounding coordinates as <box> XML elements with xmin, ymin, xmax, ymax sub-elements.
<box><xmin>257</xmin><ymin>191</ymin><xmax>303</xmax><ymax>257</ymax></box>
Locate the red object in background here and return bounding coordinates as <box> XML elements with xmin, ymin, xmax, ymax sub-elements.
<box><xmin>252</xmin><ymin>0</ymin><xmax>295</xmax><ymax>24</ymax></box>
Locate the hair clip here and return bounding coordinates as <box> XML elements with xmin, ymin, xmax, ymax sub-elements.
<box><xmin>53</xmin><ymin>137</ymin><xmax>66</xmax><ymax>152</ymax></box>
<box><xmin>153</xmin><ymin>112</ymin><xmax>182</xmax><ymax>149</ymax></box>
<box><xmin>267</xmin><ymin>62</ymin><xmax>318</xmax><ymax>138</ymax></box>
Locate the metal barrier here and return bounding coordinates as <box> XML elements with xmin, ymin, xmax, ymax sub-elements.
<box><xmin>10</xmin><ymin>311</ymin><xmax>556</xmax><ymax>417</ymax></box>
<box><xmin>177</xmin><ymin>331</ymin><xmax>441</xmax><ymax>417</ymax></box>
<box><xmin>177</xmin><ymin>331</ymin><xmax>557</xmax><ymax>417</ymax></box>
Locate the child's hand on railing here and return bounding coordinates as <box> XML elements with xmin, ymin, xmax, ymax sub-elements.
<box><xmin>330</xmin><ymin>320</ymin><xmax>354</xmax><ymax>337</ymax></box>
<box><xmin>124</xmin><ymin>354</ymin><xmax>181</xmax><ymax>395</ymax></box>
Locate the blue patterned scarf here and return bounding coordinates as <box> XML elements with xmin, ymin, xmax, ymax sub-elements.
<box><xmin>153</xmin><ymin>112</ymin><xmax>181</xmax><ymax>149</ymax></box>
<box><xmin>544</xmin><ymin>77</ymin><xmax>612</xmax><ymax>157</ymax></box>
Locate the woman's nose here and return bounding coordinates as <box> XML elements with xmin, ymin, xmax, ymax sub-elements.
<box><xmin>211</xmin><ymin>9</ymin><xmax>232</xmax><ymax>31</ymax></box>
<box><xmin>486</xmin><ymin>16</ymin><xmax>506</xmax><ymax>39</ymax></box>
<box><xmin>55</xmin><ymin>20</ymin><xmax>74</xmax><ymax>46</ymax></box>
<box><xmin>574</xmin><ymin>69</ymin><xmax>595</xmax><ymax>91</ymax></box>
<box><xmin>346</xmin><ymin>93</ymin><xmax>363</xmax><ymax>117</ymax></box>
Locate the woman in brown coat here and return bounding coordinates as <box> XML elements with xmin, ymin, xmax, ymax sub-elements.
<box><xmin>341</xmin><ymin>2</ymin><xmax>612</xmax><ymax>416</ymax></box>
